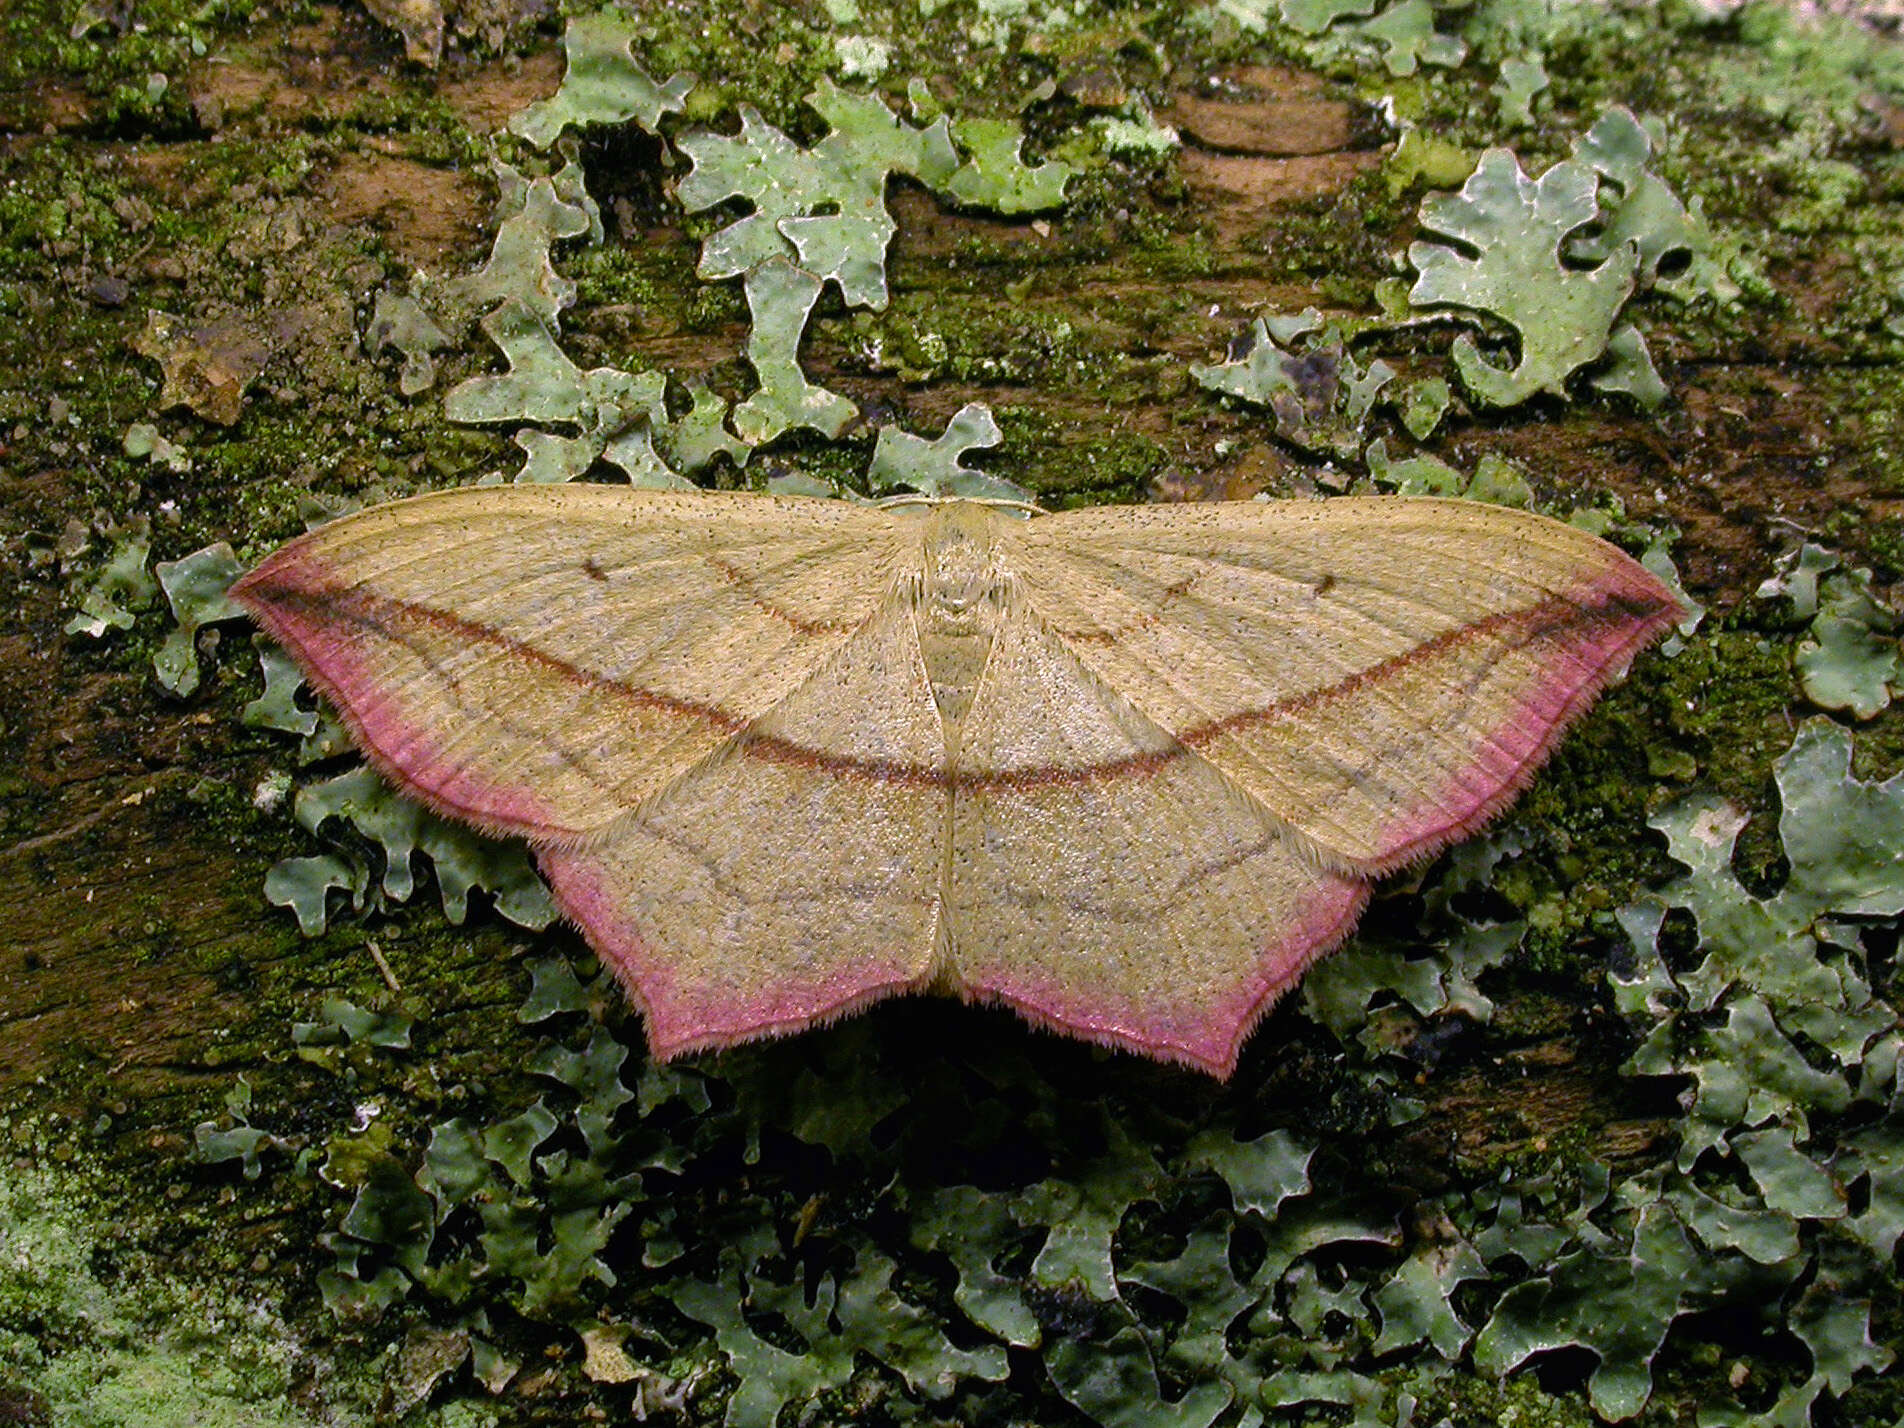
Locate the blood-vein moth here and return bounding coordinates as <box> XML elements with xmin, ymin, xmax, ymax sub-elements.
<box><xmin>235</xmin><ymin>487</ymin><xmax>1679</xmax><ymax>1077</ymax></box>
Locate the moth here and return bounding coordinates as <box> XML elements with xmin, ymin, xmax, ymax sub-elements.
<box><xmin>234</xmin><ymin>486</ymin><xmax>1680</xmax><ymax>1077</ymax></box>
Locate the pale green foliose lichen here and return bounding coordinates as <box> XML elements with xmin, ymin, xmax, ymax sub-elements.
<box><xmin>1493</xmin><ymin>55</ymin><xmax>1547</xmax><ymax>128</ymax></box>
<box><xmin>366</xmin><ymin>292</ymin><xmax>452</xmax><ymax>397</ymax></box>
<box><xmin>868</xmin><ymin>401</ymin><xmax>1030</xmax><ymax>501</ymax></box>
<box><xmin>262</xmin><ymin>764</ymin><xmax>555</xmax><ymax>937</ymax></box>
<box><xmin>1607</xmin><ymin>719</ymin><xmax>1904</xmax><ymax>1420</ymax></box>
<box><xmin>731</xmin><ymin>257</ymin><xmax>857</xmax><ymax>442</ymax></box>
<box><xmin>1759</xmin><ymin>542</ymin><xmax>1902</xmax><ymax>720</ymax></box>
<box><xmin>1408</xmin><ymin>106</ymin><xmax>1729</xmax><ymax>411</ymax></box>
<box><xmin>1193</xmin><ymin>308</ymin><xmax>1395</xmax><ymax>461</ymax></box>
<box><xmin>448</xmin><ymin>165</ymin><xmax>594</xmax><ymax>332</ymax></box>
<box><xmin>379</xmin><ymin>12</ymin><xmax>1073</xmax><ymax>475</ymax></box>
<box><xmin>1205</xmin><ymin>106</ymin><xmax>1726</xmax><ymax>466</ymax></box>
<box><xmin>1410</xmin><ymin>147</ymin><xmax>1639</xmax><ymax>407</ymax></box>
<box><xmin>1207</xmin><ymin>0</ymin><xmax>1466</xmax><ymax>75</ymax></box>
<box><xmin>506</xmin><ymin>9</ymin><xmax>694</xmax><ymax>150</ymax></box>
<box><xmin>63</xmin><ymin>528</ymin><xmax>155</xmax><ymax>638</ymax></box>
<box><xmin>676</xmin><ymin>77</ymin><xmax>1071</xmax><ymax>438</ymax></box>
<box><xmin>445</xmin><ymin>298</ymin><xmax>682</xmax><ymax>486</ymax></box>
<box><xmin>241</xmin><ymin>644</ymin><xmax>319</xmax><ymax>740</ymax></box>
<box><xmin>152</xmin><ymin>541</ymin><xmax>245</xmax><ymax>696</ymax></box>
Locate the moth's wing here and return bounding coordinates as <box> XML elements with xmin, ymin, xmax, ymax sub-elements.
<box><xmin>943</xmin><ymin>607</ymin><xmax>1368</xmax><ymax>1078</ymax></box>
<box><xmin>241</xmin><ymin>484</ymin><xmax>950</xmax><ymax>1056</ymax></box>
<box><xmin>234</xmin><ymin>485</ymin><xmax>910</xmax><ymax>842</ymax></box>
<box><xmin>540</xmin><ymin>595</ymin><xmax>951</xmax><ymax>1059</ymax></box>
<box><xmin>1001</xmin><ymin>498</ymin><xmax>1681</xmax><ymax>872</ymax></box>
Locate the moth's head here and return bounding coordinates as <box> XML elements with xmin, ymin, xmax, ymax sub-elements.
<box><xmin>920</xmin><ymin>501</ymin><xmax>1009</xmax><ymax>621</ymax></box>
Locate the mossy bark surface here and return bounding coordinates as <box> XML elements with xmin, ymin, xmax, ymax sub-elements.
<box><xmin>3</xmin><ymin>4</ymin><xmax>1902</xmax><ymax>1426</ymax></box>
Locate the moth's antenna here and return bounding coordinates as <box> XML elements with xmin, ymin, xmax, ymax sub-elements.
<box><xmin>873</xmin><ymin>493</ymin><xmax>1047</xmax><ymax>518</ymax></box>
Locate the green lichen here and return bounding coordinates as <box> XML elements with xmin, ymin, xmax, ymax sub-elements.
<box><xmin>732</xmin><ymin>257</ymin><xmax>857</xmax><ymax>442</ymax></box>
<box><xmin>449</xmin><ymin>164</ymin><xmax>596</xmax><ymax>332</ymax></box>
<box><xmin>1409</xmin><ymin>146</ymin><xmax>1639</xmax><ymax>407</ymax></box>
<box><xmin>1353</xmin><ymin>0</ymin><xmax>1468</xmax><ymax>77</ymax></box>
<box><xmin>1406</xmin><ymin>106</ymin><xmax>1731</xmax><ymax>411</ymax></box>
<box><xmin>1093</xmin><ymin>112</ymin><xmax>1182</xmax><ymax>158</ymax></box>
<box><xmin>446</xmin><ymin>298</ymin><xmax>681</xmax><ymax>486</ymax></box>
<box><xmin>506</xmin><ymin>9</ymin><xmax>695</xmax><ymax>150</ymax></box>
<box><xmin>260</xmin><ymin>764</ymin><xmax>555</xmax><ymax>938</ymax></box>
<box><xmin>294</xmin><ymin>995</ymin><xmax>416</xmax><ymax>1051</ymax></box>
<box><xmin>122</xmin><ymin>421</ymin><xmax>191</xmax><ymax>473</ymax></box>
<box><xmin>1569</xmin><ymin>107</ymin><xmax>1736</xmax><ymax>306</ymax></box>
<box><xmin>1395</xmin><ymin>375</ymin><xmax>1452</xmax><ymax>439</ymax></box>
<box><xmin>1192</xmin><ymin>309</ymin><xmax>1395</xmax><ymax>461</ymax></box>
<box><xmin>421</xmin><ymin>154</ymin><xmax>706</xmax><ymax>487</ymax></box>
<box><xmin>367</xmin><ymin>292</ymin><xmax>453</xmax><ymax>397</ymax></box>
<box><xmin>1208</xmin><ymin>105</ymin><xmax>1728</xmax><ymax>467</ymax></box>
<box><xmin>676</xmin><ymin>75</ymin><xmax>1072</xmax><ymax>437</ymax></box>
<box><xmin>867</xmin><ymin>401</ymin><xmax>1030</xmax><ymax>501</ymax></box>
<box><xmin>1602</xmin><ymin>718</ymin><xmax>1904</xmax><ymax>1420</ymax></box>
<box><xmin>382</xmin><ymin>12</ymin><xmax>1081</xmax><ymax>473</ymax></box>
<box><xmin>1363</xmin><ymin>441</ymin><xmax>1536</xmax><ymax>508</ymax></box>
<box><xmin>1759</xmin><ymin>542</ymin><xmax>1902</xmax><ymax>721</ymax></box>
<box><xmin>1475</xmin><ymin>1197</ymin><xmax>1770</xmax><ymax>1421</ymax></box>
<box><xmin>151</xmin><ymin>542</ymin><xmax>245</xmax><ymax>697</ymax></box>
<box><xmin>677</xmin><ymin>1221</ymin><xmax>1008</xmax><ymax>1428</ymax></box>
<box><xmin>1219</xmin><ymin>0</ymin><xmax>1467</xmax><ymax>77</ymax></box>
<box><xmin>62</xmin><ymin>528</ymin><xmax>156</xmax><ymax>639</ymax></box>
<box><xmin>240</xmin><ymin>643</ymin><xmax>319</xmax><ymax>742</ymax></box>
<box><xmin>1493</xmin><ymin>54</ymin><xmax>1548</xmax><ymax>129</ymax></box>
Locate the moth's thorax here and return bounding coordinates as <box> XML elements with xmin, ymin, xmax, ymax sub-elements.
<box><xmin>918</xmin><ymin>502</ymin><xmax>1009</xmax><ymax>619</ymax></box>
<box><xmin>916</xmin><ymin>502</ymin><xmax>1012</xmax><ymax>745</ymax></box>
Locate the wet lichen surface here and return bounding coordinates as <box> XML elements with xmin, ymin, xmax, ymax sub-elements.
<box><xmin>4</xmin><ymin>1</ymin><xmax>1904</xmax><ymax>1425</ymax></box>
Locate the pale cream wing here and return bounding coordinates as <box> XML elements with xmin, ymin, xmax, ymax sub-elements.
<box><xmin>998</xmin><ymin>497</ymin><xmax>1681</xmax><ymax>872</ymax></box>
<box><xmin>540</xmin><ymin>596</ymin><xmax>950</xmax><ymax>1059</ymax></box>
<box><xmin>234</xmin><ymin>486</ymin><xmax>910</xmax><ymax>842</ymax></box>
<box><xmin>943</xmin><ymin>605</ymin><xmax>1368</xmax><ymax>1078</ymax></box>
